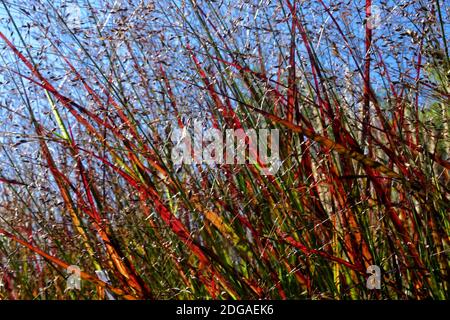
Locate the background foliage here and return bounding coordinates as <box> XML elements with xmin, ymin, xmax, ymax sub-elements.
<box><xmin>0</xmin><ymin>0</ymin><xmax>448</xmax><ymax>299</ymax></box>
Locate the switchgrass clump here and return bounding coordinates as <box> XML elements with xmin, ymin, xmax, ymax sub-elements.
<box><xmin>0</xmin><ymin>0</ymin><xmax>448</xmax><ymax>299</ymax></box>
